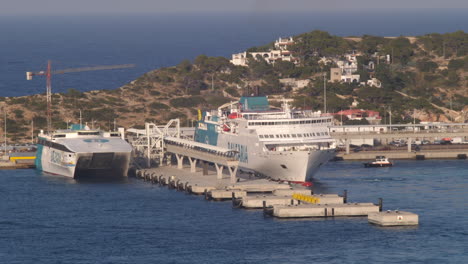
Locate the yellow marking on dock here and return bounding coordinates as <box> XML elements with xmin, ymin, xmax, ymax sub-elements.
<box><xmin>292</xmin><ymin>193</ymin><xmax>320</xmax><ymax>204</ymax></box>
<box><xmin>10</xmin><ymin>156</ymin><xmax>36</xmax><ymax>161</ymax></box>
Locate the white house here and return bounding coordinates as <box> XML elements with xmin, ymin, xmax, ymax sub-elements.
<box><xmin>230</xmin><ymin>37</ymin><xmax>298</xmax><ymax>66</ymax></box>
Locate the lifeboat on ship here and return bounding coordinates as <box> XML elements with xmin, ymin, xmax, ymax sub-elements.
<box><xmin>228</xmin><ymin>112</ymin><xmax>242</xmax><ymax>119</ymax></box>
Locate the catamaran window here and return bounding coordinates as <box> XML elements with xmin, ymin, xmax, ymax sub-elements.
<box><xmin>78</xmin><ymin>131</ymin><xmax>100</xmax><ymax>136</ymax></box>
<box><xmin>268</xmin><ymin>122</ymin><xmax>274</xmax><ymax>125</ymax></box>
<box><xmin>297</xmin><ymin>134</ymin><xmax>303</xmax><ymax>137</ymax></box>
<box><xmin>259</xmin><ymin>135</ymin><xmax>264</xmax><ymax>138</ymax></box>
<box><xmin>261</xmin><ymin>122</ymin><xmax>266</xmax><ymax>126</ymax></box>
<box><xmin>292</xmin><ymin>134</ymin><xmax>297</xmax><ymax>138</ymax></box>
<box><xmin>286</xmin><ymin>134</ymin><xmax>290</xmax><ymax>138</ymax></box>
<box><xmin>269</xmin><ymin>135</ymin><xmax>274</xmax><ymax>138</ymax></box>
<box><xmin>275</xmin><ymin>135</ymin><xmax>279</xmax><ymax>138</ymax></box>
<box><xmin>312</xmin><ymin>133</ymin><xmax>316</xmax><ymax>136</ymax></box>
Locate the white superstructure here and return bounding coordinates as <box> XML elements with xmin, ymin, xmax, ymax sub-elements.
<box><xmin>36</xmin><ymin>128</ymin><xmax>132</xmax><ymax>178</ymax></box>
<box><xmin>194</xmin><ymin>97</ymin><xmax>336</xmax><ymax>183</ymax></box>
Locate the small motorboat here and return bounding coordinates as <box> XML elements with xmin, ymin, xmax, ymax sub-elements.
<box><xmin>364</xmin><ymin>156</ymin><xmax>393</xmax><ymax>167</ymax></box>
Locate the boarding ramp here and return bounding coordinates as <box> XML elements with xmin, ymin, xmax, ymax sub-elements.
<box><xmin>164</xmin><ymin>137</ymin><xmax>239</xmax><ymax>183</ymax></box>
<box><xmin>128</xmin><ymin>120</ymin><xmax>239</xmax><ymax>183</ymax></box>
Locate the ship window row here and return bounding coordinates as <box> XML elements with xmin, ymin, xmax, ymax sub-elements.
<box><xmin>78</xmin><ymin>131</ymin><xmax>100</xmax><ymax>136</ymax></box>
<box><xmin>248</xmin><ymin>119</ymin><xmax>332</xmax><ymax>126</ymax></box>
<box><xmin>259</xmin><ymin>132</ymin><xmax>329</xmax><ymax>139</ymax></box>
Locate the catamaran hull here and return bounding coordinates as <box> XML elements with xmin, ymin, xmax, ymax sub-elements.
<box><xmin>36</xmin><ymin>145</ymin><xmax>131</xmax><ymax>178</ymax></box>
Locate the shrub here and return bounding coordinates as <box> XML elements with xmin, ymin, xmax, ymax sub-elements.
<box><xmin>149</xmin><ymin>102</ymin><xmax>169</xmax><ymax>110</ymax></box>
<box><xmin>13</xmin><ymin>109</ymin><xmax>24</xmax><ymax>119</ymax></box>
<box><xmin>169</xmin><ymin>96</ymin><xmax>206</xmax><ymax>108</ymax></box>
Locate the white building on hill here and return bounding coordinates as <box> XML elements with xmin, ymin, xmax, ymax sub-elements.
<box><xmin>230</xmin><ymin>37</ymin><xmax>298</xmax><ymax>66</ymax></box>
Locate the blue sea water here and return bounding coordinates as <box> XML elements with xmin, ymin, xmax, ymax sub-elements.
<box><xmin>0</xmin><ymin>160</ymin><xmax>466</xmax><ymax>263</ymax></box>
<box><xmin>0</xmin><ymin>10</ymin><xmax>467</xmax><ymax>97</ymax></box>
<box><xmin>0</xmin><ymin>10</ymin><xmax>467</xmax><ymax>263</ymax></box>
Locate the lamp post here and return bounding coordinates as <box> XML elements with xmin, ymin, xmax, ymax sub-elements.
<box><xmin>323</xmin><ymin>72</ymin><xmax>327</xmax><ymax>114</ymax></box>
<box><xmin>3</xmin><ymin>109</ymin><xmax>6</xmax><ymax>153</ymax></box>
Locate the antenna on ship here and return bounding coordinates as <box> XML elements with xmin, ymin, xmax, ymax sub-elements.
<box><xmin>26</xmin><ymin>61</ymin><xmax>135</xmax><ymax>134</ymax></box>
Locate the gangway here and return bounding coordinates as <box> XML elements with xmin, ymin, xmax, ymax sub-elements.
<box><xmin>164</xmin><ymin>137</ymin><xmax>239</xmax><ymax>183</ymax></box>
<box><xmin>128</xmin><ymin>119</ymin><xmax>181</xmax><ymax>167</ymax></box>
<box><xmin>128</xmin><ymin>119</ymin><xmax>240</xmax><ymax>183</ymax></box>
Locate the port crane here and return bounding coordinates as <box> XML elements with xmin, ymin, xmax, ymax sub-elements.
<box><xmin>26</xmin><ymin>61</ymin><xmax>135</xmax><ymax>133</ymax></box>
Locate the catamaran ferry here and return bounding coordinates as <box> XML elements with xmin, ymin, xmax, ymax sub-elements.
<box><xmin>35</xmin><ymin>126</ymin><xmax>132</xmax><ymax>178</ymax></box>
<box><xmin>194</xmin><ymin>96</ymin><xmax>336</xmax><ymax>184</ymax></box>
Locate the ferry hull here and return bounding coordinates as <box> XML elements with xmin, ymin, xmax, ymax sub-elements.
<box><xmin>36</xmin><ymin>145</ymin><xmax>130</xmax><ymax>178</ymax></box>
<box><xmin>241</xmin><ymin>149</ymin><xmax>336</xmax><ymax>182</ymax></box>
<box><xmin>215</xmin><ymin>133</ymin><xmax>336</xmax><ymax>182</ymax></box>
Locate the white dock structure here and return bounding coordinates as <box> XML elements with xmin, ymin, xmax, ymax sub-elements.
<box><xmin>128</xmin><ymin>120</ymin><xmax>239</xmax><ymax>183</ymax></box>
<box><xmin>330</xmin><ymin>123</ymin><xmax>468</xmax><ymax>154</ymax></box>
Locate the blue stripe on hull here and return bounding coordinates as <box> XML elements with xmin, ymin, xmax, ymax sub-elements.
<box><xmin>35</xmin><ymin>144</ymin><xmax>43</xmax><ymax>171</ymax></box>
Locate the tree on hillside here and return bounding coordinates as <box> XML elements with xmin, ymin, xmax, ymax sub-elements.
<box><xmin>177</xmin><ymin>59</ymin><xmax>192</xmax><ymax>73</ymax></box>
<box><xmin>383</xmin><ymin>37</ymin><xmax>414</xmax><ymax>65</ymax></box>
<box><xmin>416</xmin><ymin>59</ymin><xmax>438</xmax><ymax>73</ymax></box>
<box><xmin>290</xmin><ymin>30</ymin><xmax>354</xmax><ymax>62</ymax></box>
<box><xmin>194</xmin><ymin>55</ymin><xmax>231</xmax><ymax>74</ymax></box>
<box><xmin>359</xmin><ymin>35</ymin><xmax>388</xmax><ymax>54</ymax></box>
<box><xmin>417</xmin><ymin>31</ymin><xmax>467</xmax><ymax>57</ymax></box>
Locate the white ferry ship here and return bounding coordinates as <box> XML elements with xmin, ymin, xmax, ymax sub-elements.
<box><xmin>35</xmin><ymin>126</ymin><xmax>132</xmax><ymax>178</ymax></box>
<box><xmin>194</xmin><ymin>96</ymin><xmax>336</xmax><ymax>184</ymax></box>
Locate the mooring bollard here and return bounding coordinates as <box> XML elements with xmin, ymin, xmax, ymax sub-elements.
<box><xmin>343</xmin><ymin>189</ymin><xmax>348</xmax><ymax>203</ymax></box>
<box><xmin>378</xmin><ymin>198</ymin><xmax>383</xmax><ymax>212</ymax></box>
<box><xmin>262</xmin><ymin>201</ymin><xmax>270</xmax><ymax>216</ymax></box>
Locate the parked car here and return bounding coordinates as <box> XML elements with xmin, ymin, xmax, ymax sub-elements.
<box><xmin>440</xmin><ymin>140</ymin><xmax>451</xmax><ymax>145</ymax></box>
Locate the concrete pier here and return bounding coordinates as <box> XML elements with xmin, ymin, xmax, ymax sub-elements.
<box><xmin>134</xmin><ymin>165</ymin><xmax>407</xmax><ymax>224</ymax></box>
<box><xmin>136</xmin><ymin>165</ymin><xmax>291</xmax><ymax>196</ymax></box>
<box><xmin>337</xmin><ymin>149</ymin><xmax>468</xmax><ymax>160</ymax></box>
<box><xmin>270</xmin><ymin>203</ymin><xmax>380</xmax><ymax>218</ymax></box>
<box><xmin>209</xmin><ymin>190</ymin><xmax>247</xmax><ymax>200</ymax></box>
<box><xmin>368</xmin><ymin>211</ymin><xmax>419</xmax><ymax>226</ymax></box>
<box><xmin>240</xmin><ymin>194</ymin><xmax>343</xmax><ymax>209</ymax></box>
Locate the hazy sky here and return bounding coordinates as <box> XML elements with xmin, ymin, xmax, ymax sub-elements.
<box><xmin>2</xmin><ymin>0</ymin><xmax>468</xmax><ymax>15</ymax></box>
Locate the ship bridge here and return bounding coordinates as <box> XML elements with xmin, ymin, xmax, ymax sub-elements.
<box><xmin>128</xmin><ymin>120</ymin><xmax>239</xmax><ymax>183</ymax></box>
